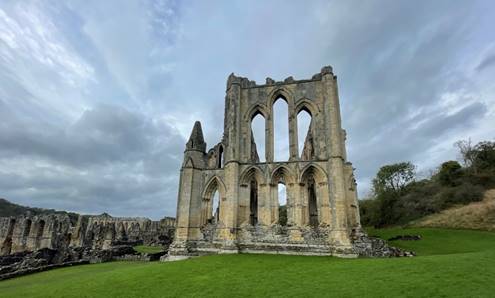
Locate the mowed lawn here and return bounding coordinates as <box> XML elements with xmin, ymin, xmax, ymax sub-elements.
<box><xmin>1</xmin><ymin>228</ymin><xmax>495</xmax><ymax>298</ymax></box>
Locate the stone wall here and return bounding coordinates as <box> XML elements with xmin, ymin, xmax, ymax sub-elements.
<box><xmin>0</xmin><ymin>213</ymin><xmax>175</xmax><ymax>256</ymax></box>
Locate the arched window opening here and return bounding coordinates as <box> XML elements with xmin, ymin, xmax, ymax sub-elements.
<box><xmin>212</xmin><ymin>190</ymin><xmax>220</xmax><ymax>223</ymax></box>
<box><xmin>297</xmin><ymin>110</ymin><xmax>312</xmax><ymax>159</ymax></box>
<box><xmin>1</xmin><ymin>219</ymin><xmax>15</xmax><ymax>255</ymax></box>
<box><xmin>37</xmin><ymin>220</ymin><xmax>45</xmax><ymax>238</ymax></box>
<box><xmin>217</xmin><ymin>145</ymin><xmax>224</xmax><ymax>168</ymax></box>
<box><xmin>251</xmin><ymin>113</ymin><xmax>265</xmax><ymax>162</ymax></box>
<box><xmin>23</xmin><ymin>219</ymin><xmax>32</xmax><ymax>238</ymax></box>
<box><xmin>249</xmin><ymin>180</ymin><xmax>258</xmax><ymax>225</ymax></box>
<box><xmin>278</xmin><ymin>183</ymin><xmax>287</xmax><ymax>226</ymax></box>
<box><xmin>307</xmin><ymin>178</ymin><xmax>318</xmax><ymax>227</ymax></box>
<box><xmin>273</xmin><ymin>98</ymin><xmax>289</xmax><ymax>161</ymax></box>
<box><xmin>36</xmin><ymin>220</ymin><xmax>45</xmax><ymax>248</ymax></box>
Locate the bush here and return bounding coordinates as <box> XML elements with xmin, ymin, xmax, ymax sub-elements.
<box><xmin>437</xmin><ymin>161</ymin><xmax>463</xmax><ymax>186</ymax></box>
<box><xmin>359</xmin><ymin>198</ymin><xmax>381</xmax><ymax>227</ymax></box>
<box><xmin>359</xmin><ymin>140</ymin><xmax>495</xmax><ymax>227</ymax></box>
<box><xmin>472</xmin><ymin>141</ymin><xmax>495</xmax><ymax>171</ymax></box>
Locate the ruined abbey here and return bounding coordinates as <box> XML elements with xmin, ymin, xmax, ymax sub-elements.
<box><xmin>169</xmin><ymin>66</ymin><xmax>364</xmax><ymax>258</ymax></box>
<box><xmin>0</xmin><ymin>213</ymin><xmax>175</xmax><ymax>256</ymax></box>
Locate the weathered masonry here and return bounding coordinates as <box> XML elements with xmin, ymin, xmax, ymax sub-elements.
<box><xmin>169</xmin><ymin>66</ymin><xmax>363</xmax><ymax>258</ymax></box>
<box><xmin>0</xmin><ymin>214</ymin><xmax>175</xmax><ymax>256</ymax></box>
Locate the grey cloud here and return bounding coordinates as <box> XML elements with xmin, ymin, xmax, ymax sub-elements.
<box><xmin>476</xmin><ymin>53</ymin><xmax>495</xmax><ymax>72</ymax></box>
<box><xmin>0</xmin><ymin>103</ymin><xmax>184</xmax><ymax>219</ymax></box>
<box><xmin>1</xmin><ymin>0</ymin><xmax>494</xmax><ymax>216</ymax></box>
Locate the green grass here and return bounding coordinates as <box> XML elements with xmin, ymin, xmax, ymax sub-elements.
<box><xmin>1</xmin><ymin>228</ymin><xmax>495</xmax><ymax>297</ymax></box>
<box><xmin>133</xmin><ymin>245</ymin><xmax>164</xmax><ymax>254</ymax></box>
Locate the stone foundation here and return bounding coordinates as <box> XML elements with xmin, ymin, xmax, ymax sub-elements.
<box><xmin>166</xmin><ymin>224</ymin><xmax>412</xmax><ymax>259</ymax></box>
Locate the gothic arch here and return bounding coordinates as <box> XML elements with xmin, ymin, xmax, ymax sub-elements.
<box><xmin>245</xmin><ymin>104</ymin><xmax>269</xmax><ymax>121</ymax></box>
<box><xmin>267</xmin><ymin>87</ymin><xmax>295</xmax><ymax>108</ymax></box>
<box><xmin>295</xmin><ymin>98</ymin><xmax>319</xmax><ymax>116</ymax></box>
<box><xmin>200</xmin><ymin>175</ymin><xmax>227</xmax><ymax>225</ymax></box>
<box><xmin>270</xmin><ymin>165</ymin><xmax>296</xmax><ymax>185</ymax></box>
<box><xmin>239</xmin><ymin>166</ymin><xmax>266</xmax><ymax>185</ymax></box>
<box><xmin>299</xmin><ymin>163</ymin><xmax>328</xmax><ymax>183</ymax></box>
<box><xmin>202</xmin><ymin>176</ymin><xmax>227</xmax><ymax>200</ymax></box>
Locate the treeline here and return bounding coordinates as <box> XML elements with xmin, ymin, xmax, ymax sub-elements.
<box><xmin>0</xmin><ymin>198</ymin><xmax>80</xmax><ymax>224</ymax></box>
<box><xmin>360</xmin><ymin>139</ymin><xmax>495</xmax><ymax>227</ymax></box>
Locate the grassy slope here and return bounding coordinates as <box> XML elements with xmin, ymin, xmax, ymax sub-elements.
<box><xmin>1</xmin><ymin>228</ymin><xmax>495</xmax><ymax>297</ymax></box>
<box><xmin>413</xmin><ymin>189</ymin><xmax>495</xmax><ymax>231</ymax></box>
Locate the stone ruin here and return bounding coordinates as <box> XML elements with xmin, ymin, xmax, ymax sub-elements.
<box><xmin>0</xmin><ymin>213</ymin><xmax>175</xmax><ymax>279</ymax></box>
<box><xmin>168</xmin><ymin>66</ymin><xmax>409</xmax><ymax>259</ymax></box>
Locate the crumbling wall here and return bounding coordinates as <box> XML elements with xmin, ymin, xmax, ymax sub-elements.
<box><xmin>0</xmin><ymin>214</ymin><xmax>175</xmax><ymax>256</ymax></box>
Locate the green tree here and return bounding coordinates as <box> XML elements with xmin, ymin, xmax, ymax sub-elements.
<box><xmin>372</xmin><ymin>162</ymin><xmax>416</xmax><ymax>195</ymax></box>
<box><xmin>472</xmin><ymin>141</ymin><xmax>495</xmax><ymax>171</ymax></box>
<box><xmin>437</xmin><ymin>160</ymin><xmax>463</xmax><ymax>186</ymax></box>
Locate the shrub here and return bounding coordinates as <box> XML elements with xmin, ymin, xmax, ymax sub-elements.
<box><xmin>437</xmin><ymin>161</ymin><xmax>463</xmax><ymax>186</ymax></box>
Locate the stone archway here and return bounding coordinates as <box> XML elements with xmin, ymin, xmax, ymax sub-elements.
<box><xmin>201</xmin><ymin>176</ymin><xmax>227</xmax><ymax>226</ymax></box>
<box><xmin>300</xmin><ymin>164</ymin><xmax>330</xmax><ymax>227</ymax></box>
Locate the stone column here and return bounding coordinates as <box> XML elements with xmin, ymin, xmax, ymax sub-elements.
<box><xmin>245</xmin><ymin>120</ymin><xmax>252</xmax><ymax>162</ymax></box>
<box><xmin>172</xmin><ymin>167</ymin><xmax>194</xmax><ymax>245</ymax></box>
<box><xmin>322</xmin><ymin>70</ymin><xmax>351</xmax><ymax>248</ymax></box>
<box><xmin>270</xmin><ymin>183</ymin><xmax>279</xmax><ymax>224</ymax></box>
<box><xmin>289</xmin><ymin>111</ymin><xmax>299</xmax><ymax>160</ymax></box>
<box><xmin>266</xmin><ymin>115</ymin><xmax>274</xmax><ymax>162</ymax></box>
<box><xmin>216</xmin><ymin>162</ymin><xmax>238</xmax><ymax>247</ymax></box>
<box><xmin>288</xmin><ymin>183</ymin><xmax>304</xmax><ymax>242</ymax></box>
<box><xmin>257</xmin><ymin>183</ymin><xmax>271</xmax><ymax>226</ymax></box>
<box><xmin>286</xmin><ymin>183</ymin><xmax>296</xmax><ymax>226</ymax></box>
<box><xmin>316</xmin><ymin>182</ymin><xmax>331</xmax><ymax>225</ymax></box>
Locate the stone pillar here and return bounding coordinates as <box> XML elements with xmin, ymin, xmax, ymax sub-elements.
<box><xmin>257</xmin><ymin>182</ymin><xmax>271</xmax><ymax>226</ymax></box>
<box><xmin>289</xmin><ymin>110</ymin><xmax>299</xmax><ymax>160</ymax></box>
<box><xmin>270</xmin><ymin>183</ymin><xmax>279</xmax><ymax>224</ymax></box>
<box><xmin>246</xmin><ymin>121</ymin><xmax>252</xmax><ymax>162</ymax></box>
<box><xmin>285</xmin><ymin>183</ymin><xmax>296</xmax><ymax>226</ymax></box>
<box><xmin>316</xmin><ymin>182</ymin><xmax>331</xmax><ymax>225</ymax></box>
<box><xmin>173</xmin><ymin>168</ymin><xmax>194</xmax><ymax>243</ymax></box>
<box><xmin>322</xmin><ymin>69</ymin><xmax>351</xmax><ymax>248</ymax></box>
<box><xmin>266</xmin><ymin>115</ymin><xmax>274</xmax><ymax>162</ymax></box>
<box><xmin>216</xmin><ymin>162</ymin><xmax>238</xmax><ymax>248</ymax></box>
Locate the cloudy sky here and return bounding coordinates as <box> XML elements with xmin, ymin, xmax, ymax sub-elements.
<box><xmin>0</xmin><ymin>0</ymin><xmax>494</xmax><ymax>219</ymax></box>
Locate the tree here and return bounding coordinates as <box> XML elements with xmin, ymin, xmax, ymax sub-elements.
<box><xmin>454</xmin><ymin>139</ymin><xmax>475</xmax><ymax>168</ymax></box>
<box><xmin>472</xmin><ymin>141</ymin><xmax>495</xmax><ymax>171</ymax></box>
<box><xmin>372</xmin><ymin>162</ymin><xmax>416</xmax><ymax>195</ymax></box>
<box><xmin>437</xmin><ymin>160</ymin><xmax>463</xmax><ymax>186</ymax></box>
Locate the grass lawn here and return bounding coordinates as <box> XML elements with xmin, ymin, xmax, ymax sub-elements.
<box><xmin>1</xmin><ymin>228</ymin><xmax>495</xmax><ymax>297</ymax></box>
<box><xmin>133</xmin><ymin>245</ymin><xmax>164</xmax><ymax>254</ymax></box>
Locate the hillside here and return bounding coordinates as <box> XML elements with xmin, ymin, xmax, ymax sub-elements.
<box><xmin>413</xmin><ymin>189</ymin><xmax>495</xmax><ymax>231</ymax></box>
<box><xmin>0</xmin><ymin>198</ymin><xmax>79</xmax><ymax>222</ymax></box>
